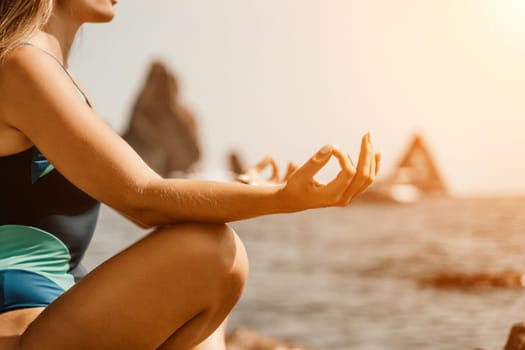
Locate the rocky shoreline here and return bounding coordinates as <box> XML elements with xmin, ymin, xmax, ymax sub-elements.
<box><xmin>226</xmin><ymin>329</ymin><xmax>313</xmax><ymax>350</ymax></box>
<box><xmin>226</xmin><ymin>323</ymin><xmax>525</xmax><ymax>350</ymax></box>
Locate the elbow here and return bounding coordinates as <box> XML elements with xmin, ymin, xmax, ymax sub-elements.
<box><xmin>115</xmin><ymin>179</ymin><xmax>167</xmax><ymax>229</ymax></box>
<box><xmin>129</xmin><ymin>211</ymin><xmax>158</xmax><ymax>229</ymax></box>
<box><xmin>115</xmin><ymin>204</ymin><xmax>157</xmax><ymax>229</ymax></box>
<box><xmin>126</xmin><ymin>206</ymin><xmax>165</xmax><ymax>229</ymax></box>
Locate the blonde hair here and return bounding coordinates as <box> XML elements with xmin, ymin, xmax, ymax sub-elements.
<box><xmin>0</xmin><ymin>0</ymin><xmax>53</xmax><ymax>61</ymax></box>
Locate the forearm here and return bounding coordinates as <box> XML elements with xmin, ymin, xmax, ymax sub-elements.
<box><xmin>121</xmin><ymin>138</ymin><xmax>377</xmax><ymax>227</ymax></box>
<box><xmin>130</xmin><ymin>178</ymin><xmax>294</xmax><ymax>226</ymax></box>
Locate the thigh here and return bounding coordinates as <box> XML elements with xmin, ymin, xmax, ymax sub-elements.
<box><xmin>0</xmin><ymin>308</ymin><xmax>44</xmax><ymax>337</ymax></box>
<box><xmin>17</xmin><ymin>223</ymin><xmax>243</xmax><ymax>350</ymax></box>
<box><xmin>0</xmin><ymin>308</ymin><xmax>43</xmax><ymax>350</ymax></box>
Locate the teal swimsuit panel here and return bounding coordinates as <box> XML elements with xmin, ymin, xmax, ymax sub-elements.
<box><xmin>0</xmin><ymin>225</ymin><xmax>75</xmax><ymax>291</ymax></box>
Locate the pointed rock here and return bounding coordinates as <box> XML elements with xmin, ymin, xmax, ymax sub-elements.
<box><xmin>122</xmin><ymin>61</ymin><xmax>201</xmax><ymax>177</ymax></box>
<box><xmin>228</xmin><ymin>150</ymin><xmax>245</xmax><ymax>175</ymax></box>
<box><xmin>389</xmin><ymin>133</ymin><xmax>448</xmax><ymax>194</ymax></box>
<box><xmin>361</xmin><ymin>132</ymin><xmax>448</xmax><ymax>203</ymax></box>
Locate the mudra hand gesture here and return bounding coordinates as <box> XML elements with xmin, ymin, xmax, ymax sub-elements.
<box><xmin>236</xmin><ymin>155</ymin><xmax>299</xmax><ymax>186</ymax></box>
<box><xmin>236</xmin><ymin>132</ymin><xmax>381</xmax><ymax>210</ymax></box>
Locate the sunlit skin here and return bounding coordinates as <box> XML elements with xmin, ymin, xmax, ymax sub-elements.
<box><xmin>0</xmin><ymin>0</ymin><xmax>380</xmax><ymax>349</ymax></box>
<box><xmin>236</xmin><ymin>155</ymin><xmax>298</xmax><ymax>185</ymax></box>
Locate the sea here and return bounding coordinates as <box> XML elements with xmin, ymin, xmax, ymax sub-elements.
<box><xmin>83</xmin><ymin>196</ymin><xmax>525</xmax><ymax>350</ymax></box>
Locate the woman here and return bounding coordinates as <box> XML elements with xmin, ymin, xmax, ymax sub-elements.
<box><xmin>0</xmin><ymin>1</ymin><xmax>380</xmax><ymax>349</ymax></box>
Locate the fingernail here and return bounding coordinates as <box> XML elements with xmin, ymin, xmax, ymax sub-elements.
<box><xmin>319</xmin><ymin>144</ymin><xmax>331</xmax><ymax>154</ymax></box>
<box><xmin>314</xmin><ymin>145</ymin><xmax>331</xmax><ymax>161</ymax></box>
<box><xmin>368</xmin><ymin>130</ymin><xmax>374</xmax><ymax>143</ymax></box>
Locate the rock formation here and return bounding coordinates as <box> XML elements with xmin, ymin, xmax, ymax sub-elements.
<box><xmin>226</xmin><ymin>328</ymin><xmax>313</xmax><ymax>350</ymax></box>
<box><xmin>504</xmin><ymin>324</ymin><xmax>525</xmax><ymax>350</ymax></box>
<box><xmin>476</xmin><ymin>323</ymin><xmax>525</xmax><ymax>350</ymax></box>
<box><xmin>122</xmin><ymin>61</ymin><xmax>201</xmax><ymax>177</ymax></box>
<box><xmin>419</xmin><ymin>270</ymin><xmax>525</xmax><ymax>290</ymax></box>
<box><xmin>228</xmin><ymin>150</ymin><xmax>245</xmax><ymax>175</ymax></box>
<box><xmin>387</xmin><ymin>134</ymin><xmax>448</xmax><ymax>195</ymax></box>
<box><xmin>362</xmin><ymin>133</ymin><xmax>448</xmax><ymax>203</ymax></box>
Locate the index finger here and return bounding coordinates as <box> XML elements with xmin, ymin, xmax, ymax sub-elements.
<box><xmin>295</xmin><ymin>144</ymin><xmax>335</xmax><ymax>180</ymax></box>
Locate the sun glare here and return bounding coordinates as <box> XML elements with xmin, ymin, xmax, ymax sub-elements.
<box><xmin>496</xmin><ymin>0</ymin><xmax>525</xmax><ymax>35</ymax></box>
<box><xmin>510</xmin><ymin>0</ymin><xmax>525</xmax><ymax>11</ymax></box>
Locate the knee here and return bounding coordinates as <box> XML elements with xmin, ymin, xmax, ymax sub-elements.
<box><xmin>217</xmin><ymin>224</ymin><xmax>249</xmax><ymax>303</ymax></box>
<box><xmin>198</xmin><ymin>223</ymin><xmax>249</xmax><ymax>299</ymax></box>
<box><xmin>156</xmin><ymin>223</ymin><xmax>249</xmax><ymax>302</ymax></box>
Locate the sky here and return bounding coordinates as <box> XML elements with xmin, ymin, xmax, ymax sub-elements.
<box><xmin>70</xmin><ymin>0</ymin><xmax>525</xmax><ymax>196</ymax></box>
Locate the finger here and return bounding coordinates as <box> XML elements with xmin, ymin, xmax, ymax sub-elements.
<box><xmin>254</xmin><ymin>155</ymin><xmax>274</xmax><ymax>171</ymax></box>
<box><xmin>325</xmin><ymin>133</ymin><xmax>368</xmax><ymax>195</ymax></box>
<box><xmin>353</xmin><ymin>152</ymin><xmax>381</xmax><ymax>194</ymax></box>
<box><xmin>369</xmin><ymin>149</ymin><xmax>376</xmax><ymax>182</ymax></box>
<box><xmin>250</xmin><ymin>155</ymin><xmax>280</xmax><ymax>183</ymax></box>
<box><xmin>339</xmin><ymin>132</ymin><xmax>374</xmax><ymax>203</ymax></box>
<box><xmin>313</xmin><ymin>145</ymin><xmax>355</xmax><ymax>189</ymax></box>
<box><xmin>237</xmin><ymin>160</ymin><xmax>266</xmax><ymax>184</ymax></box>
<box><xmin>295</xmin><ymin>144</ymin><xmax>334</xmax><ymax>180</ymax></box>
<box><xmin>369</xmin><ymin>149</ymin><xmax>376</xmax><ymax>181</ymax></box>
<box><xmin>347</xmin><ymin>153</ymin><xmax>355</xmax><ymax>168</ymax></box>
<box><xmin>239</xmin><ymin>157</ymin><xmax>269</xmax><ymax>180</ymax></box>
<box><xmin>324</xmin><ymin>147</ymin><xmax>356</xmax><ymax>191</ymax></box>
<box><xmin>269</xmin><ymin>158</ymin><xmax>280</xmax><ymax>182</ymax></box>
<box><xmin>332</xmin><ymin>149</ymin><xmax>356</xmax><ymax>175</ymax></box>
<box><xmin>374</xmin><ymin>153</ymin><xmax>381</xmax><ymax>176</ymax></box>
<box><xmin>354</xmin><ymin>147</ymin><xmax>377</xmax><ymax>197</ymax></box>
<box><xmin>284</xmin><ymin>162</ymin><xmax>299</xmax><ymax>182</ymax></box>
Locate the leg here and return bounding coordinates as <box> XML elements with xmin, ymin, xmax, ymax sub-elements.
<box><xmin>17</xmin><ymin>222</ymin><xmax>249</xmax><ymax>350</ymax></box>
<box><xmin>0</xmin><ymin>308</ymin><xmax>44</xmax><ymax>338</ymax></box>
<box><xmin>169</xmin><ymin>316</ymin><xmax>228</xmax><ymax>350</ymax></box>
<box><xmin>0</xmin><ymin>308</ymin><xmax>45</xmax><ymax>350</ymax></box>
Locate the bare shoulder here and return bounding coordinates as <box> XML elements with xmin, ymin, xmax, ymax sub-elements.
<box><xmin>0</xmin><ymin>44</ymin><xmax>46</xmax><ymax>88</ymax></box>
<box><xmin>0</xmin><ymin>44</ymin><xmax>57</xmax><ymax>124</ymax></box>
<box><xmin>0</xmin><ymin>43</ymin><xmax>34</xmax><ymax>75</ymax></box>
<box><xmin>0</xmin><ymin>45</ymin><xmax>45</xmax><ymax>153</ymax></box>
<box><xmin>0</xmin><ymin>44</ymin><xmax>61</xmax><ymax>124</ymax></box>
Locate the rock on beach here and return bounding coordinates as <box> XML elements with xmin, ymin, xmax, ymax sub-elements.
<box><xmin>226</xmin><ymin>328</ymin><xmax>314</xmax><ymax>350</ymax></box>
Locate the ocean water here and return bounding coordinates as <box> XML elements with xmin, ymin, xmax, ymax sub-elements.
<box><xmin>83</xmin><ymin>196</ymin><xmax>525</xmax><ymax>350</ymax></box>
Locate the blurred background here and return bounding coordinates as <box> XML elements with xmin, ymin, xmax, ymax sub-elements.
<box><xmin>74</xmin><ymin>1</ymin><xmax>525</xmax><ymax>349</ymax></box>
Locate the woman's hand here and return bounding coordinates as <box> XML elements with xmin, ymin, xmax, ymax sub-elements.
<box><xmin>236</xmin><ymin>156</ymin><xmax>299</xmax><ymax>186</ymax></box>
<box><xmin>278</xmin><ymin>132</ymin><xmax>380</xmax><ymax>212</ymax></box>
<box><xmin>282</xmin><ymin>132</ymin><xmax>380</xmax><ymax>210</ymax></box>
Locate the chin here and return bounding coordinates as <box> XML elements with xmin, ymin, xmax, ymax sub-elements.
<box><xmin>60</xmin><ymin>0</ymin><xmax>116</xmax><ymax>24</ymax></box>
<box><xmin>87</xmin><ymin>5</ymin><xmax>116</xmax><ymax>23</ymax></box>
<box><xmin>90</xmin><ymin>10</ymin><xmax>115</xmax><ymax>23</ymax></box>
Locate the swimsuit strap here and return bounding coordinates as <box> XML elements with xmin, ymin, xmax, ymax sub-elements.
<box><xmin>19</xmin><ymin>41</ymin><xmax>92</xmax><ymax>108</ymax></box>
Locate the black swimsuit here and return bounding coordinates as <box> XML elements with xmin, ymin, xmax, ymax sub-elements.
<box><xmin>0</xmin><ymin>42</ymin><xmax>100</xmax><ymax>313</ymax></box>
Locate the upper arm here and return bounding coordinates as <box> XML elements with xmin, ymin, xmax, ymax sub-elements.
<box><xmin>0</xmin><ymin>46</ymin><xmax>162</xmax><ymax>217</ymax></box>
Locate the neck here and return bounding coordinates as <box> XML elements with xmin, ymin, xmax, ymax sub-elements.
<box><xmin>30</xmin><ymin>9</ymin><xmax>81</xmax><ymax>67</ymax></box>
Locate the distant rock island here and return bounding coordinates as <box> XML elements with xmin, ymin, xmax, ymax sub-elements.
<box><xmin>122</xmin><ymin>61</ymin><xmax>201</xmax><ymax>177</ymax></box>
<box><xmin>363</xmin><ymin>133</ymin><xmax>449</xmax><ymax>203</ymax></box>
<box><xmin>420</xmin><ymin>270</ymin><xmax>525</xmax><ymax>290</ymax></box>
